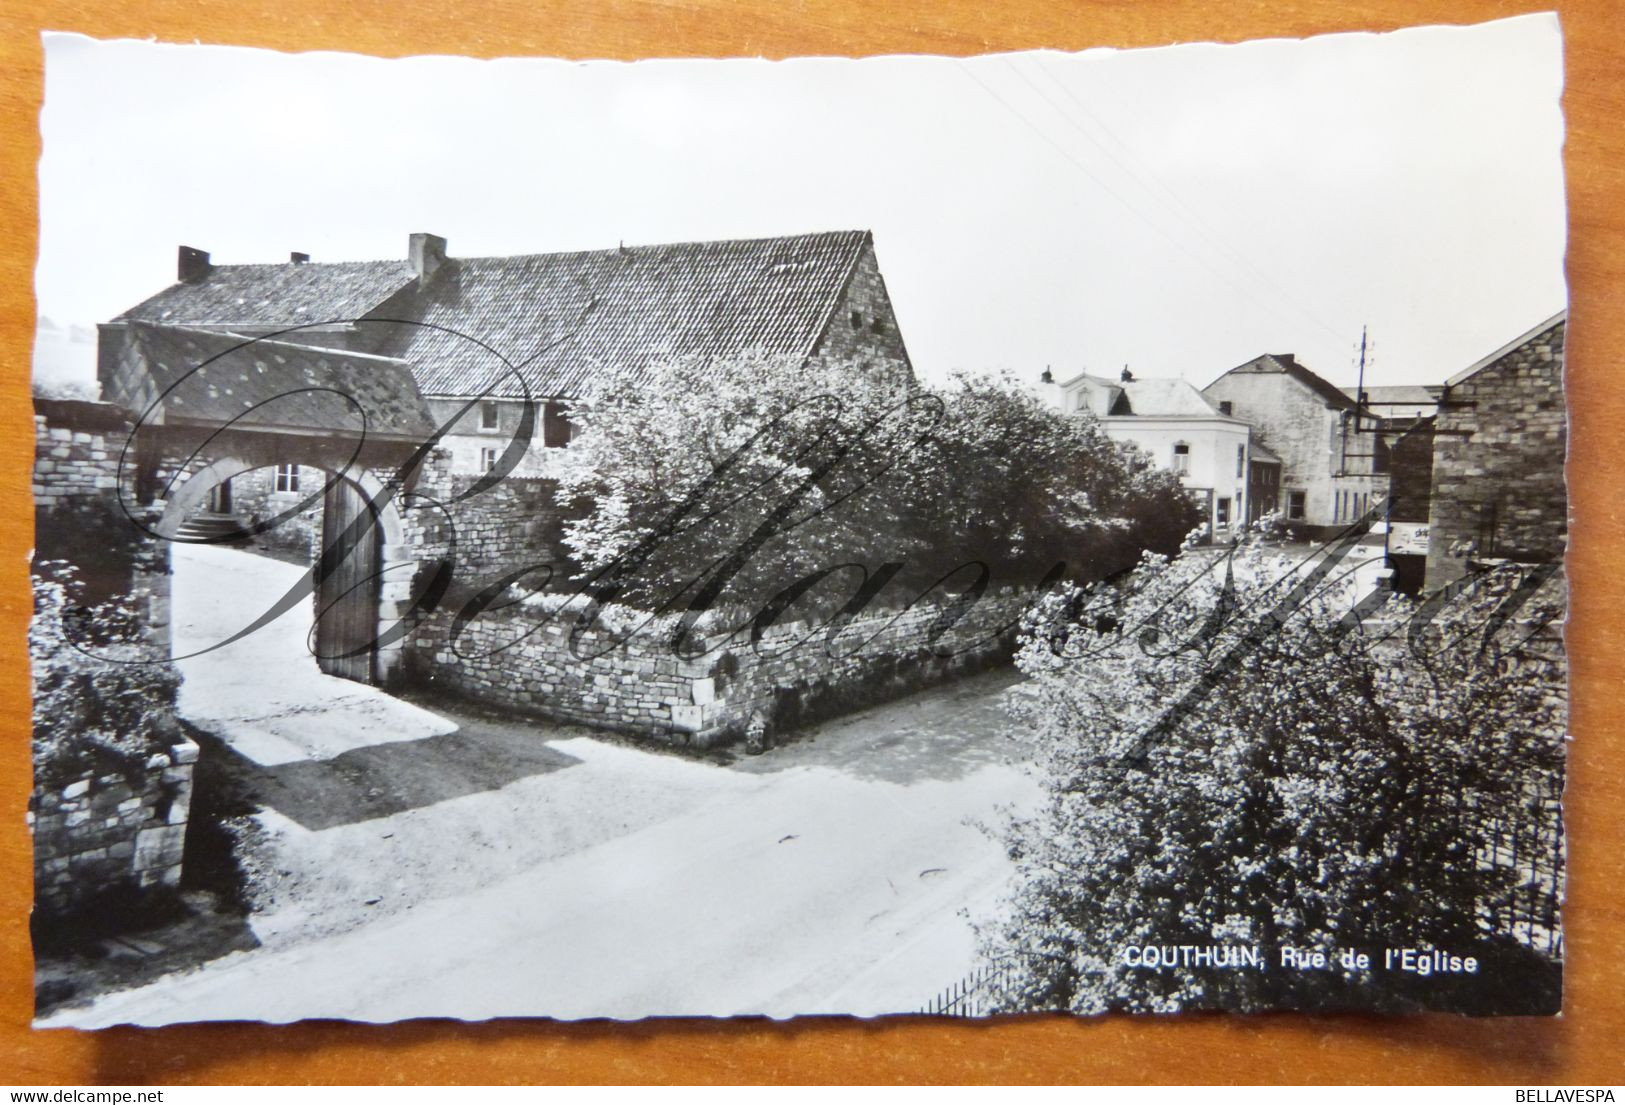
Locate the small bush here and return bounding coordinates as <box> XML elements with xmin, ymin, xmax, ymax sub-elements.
<box><xmin>30</xmin><ymin>562</ymin><xmax>182</xmax><ymax>791</ymax></box>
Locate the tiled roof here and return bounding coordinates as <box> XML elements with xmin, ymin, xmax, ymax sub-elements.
<box><xmin>1340</xmin><ymin>384</ymin><xmax>1442</xmax><ymax>405</ymax></box>
<box><xmin>1211</xmin><ymin>353</ymin><xmax>1356</xmax><ymax>411</ymax></box>
<box><xmin>117</xmin><ymin>261</ymin><xmax>416</xmax><ymax>328</ymax></box>
<box><xmin>125</xmin><ymin>323</ymin><xmax>435</xmax><ymax>439</ymax></box>
<box><xmin>1115</xmin><ymin>378</ymin><xmax>1222</xmax><ymax>417</ymax></box>
<box><xmin>1249</xmin><ymin>441</ymin><xmax>1283</xmax><ymax>464</ymax></box>
<box><xmin>369</xmin><ymin>231</ymin><xmax>872</xmax><ymax>398</ymax></box>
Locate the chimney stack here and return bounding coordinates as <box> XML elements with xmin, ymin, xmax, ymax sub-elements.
<box><xmin>409</xmin><ymin>233</ymin><xmax>447</xmax><ymax>283</ymax></box>
<box><xmin>1120</xmin><ymin>365</ymin><xmax>1134</xmax><ymax>382</ymax></box>
<box><xmin>290</xmin><ymin>251</ymin><xmax>310</xmax><ymax>264</ymax></box>
<box><xmin>178</xmin><ymin>245</ymin><xmax>212</xmax><ymax>283</ymax></box>
<box><xmin>1040</xmin><ymin>367</ymin><xmax>1054</xmax><ymax>384</ymax></box>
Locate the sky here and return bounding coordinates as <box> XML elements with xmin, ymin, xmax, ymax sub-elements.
<box><xmin>34</xmin><ymin>14</ymin><xmax>1566</xmax><ymax>393</ymax></box>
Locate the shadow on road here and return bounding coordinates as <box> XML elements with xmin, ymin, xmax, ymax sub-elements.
<box><xmin>209</xmin><ymin>722</ymin><xmax>584</xmax><ymax>832</ymax></box>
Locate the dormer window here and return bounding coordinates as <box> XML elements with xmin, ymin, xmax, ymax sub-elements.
<box><xmin>1172</xmin><ymin>442</ymin><xmax>1191</xmax><ymax>474</ymax></box>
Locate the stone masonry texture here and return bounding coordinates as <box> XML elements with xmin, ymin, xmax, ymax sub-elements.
<box><xmin>1425</xmin><ymin>317</ymin><xmax>1566</xmax><ymax>588</ymax></box>
<box><xmin>31</xmin><ymin>400</ymin><xmax>196</xmax><ymax>916</ymax></box>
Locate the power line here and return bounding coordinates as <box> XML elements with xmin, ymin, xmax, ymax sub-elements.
<box><xmin>1015</xmin><ymin>58</ymin><xmax>1351</xmax><ymax>345</ymax></box>
<box><xmin>957</xmin><ymin>60</ymin><xmax>1349</xmax><ymax>363</ymax></box>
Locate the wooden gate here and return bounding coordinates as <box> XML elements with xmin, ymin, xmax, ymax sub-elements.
<box><xmin>314</xmin><ymin>476</ymin><xmax>380</xmax><ymax>684</ymax></box>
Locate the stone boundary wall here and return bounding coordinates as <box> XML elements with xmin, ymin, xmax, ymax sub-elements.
<box><xmin>30</xmin><ymin>741</ymin><xmax>199</xmax><ymax>915</ymax></box>
<box><xmin>408</xmin><ymin>588</ymin><xmax>1039</xmax><ymax>748</ymax></box>
<box><xmin>32</xmin><ymin>398</ymin><xmax>131</xmax><ymax>509</ymax></box>
<box><xmin>402</xmin><ymin>449</ymin><xmax>567</xmax><ymax>588</ymax></box>
<box><xmin>31</xmin><ymin>399</ymin><xmax>193</xmax><ymax>916</ymax></box>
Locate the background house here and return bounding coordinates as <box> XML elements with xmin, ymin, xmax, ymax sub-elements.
<box><xmin>1053</xmin><ymin>369</ymin><xmax>1254</xmax><ymax>541</ymax></box>
<box><xmin>1202</xmin><ymin>353</ymin><xmax>1389</xmax><ymax>538</ymax></box>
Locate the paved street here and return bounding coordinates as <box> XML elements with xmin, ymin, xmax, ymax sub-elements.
<box><xmin>45</xmin><ymin>546</ymin><xmax>1037</xmax><ymax>1026</ymax></box>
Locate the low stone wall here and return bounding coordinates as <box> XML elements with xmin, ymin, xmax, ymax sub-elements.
<box><xmin>30</xmin><ymin>740</ymin><xmax>198</xmax><ymax>915</ymax></box>
<box><xmin>408</xmin><ymin>588</ymin><xmax>1039</xmax><ymax>748</ymax></box>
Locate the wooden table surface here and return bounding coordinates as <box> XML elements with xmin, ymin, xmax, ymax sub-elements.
<box><xmin>0</xmin><ymin>0</ymin><xmax>1620</xmax><ymax>1086</ymax></box>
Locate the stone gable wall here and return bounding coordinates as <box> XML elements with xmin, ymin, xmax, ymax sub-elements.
<box><xmin>401</xmin><ymin>448</ymin><xmax>569</xmax><ymax>592</ymax></box>
<box><xmin>1425</xmin><ymin>318</ymin><xmax>1566</xmax><ymax>588</ymax></box>
<box><xmin>807</xmin><ymin>241</ymin><xmax>915</xmax><ymax>387</ymax></box>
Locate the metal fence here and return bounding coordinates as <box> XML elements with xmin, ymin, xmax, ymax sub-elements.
<box><xmin>1475</xmin><ymin>786</ymin><xmax>1566</xmax><ymax>960</ymax></box>
<box><xmin>918</xmin><ymin>961</ymin><xmax>1020</xmax><ymax>1018</ymax></box>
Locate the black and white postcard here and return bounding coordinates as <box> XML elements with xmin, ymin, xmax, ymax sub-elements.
<box><xmin>27</xmin><ymin>13</ymin><xmax>1568</xmax><ymax>1024</ymax></box>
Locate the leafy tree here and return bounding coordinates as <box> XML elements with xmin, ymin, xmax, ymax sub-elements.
<box><xmin>553</xmin><ymin>358</ymin><xmax>1200</xmax><ymax>624</ymax></box>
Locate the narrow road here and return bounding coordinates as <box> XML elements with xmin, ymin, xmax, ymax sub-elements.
<box><xmin>45</xmin><ymin>546</ymin><xmax>1038</xmax><ymax>1025</ymax></box>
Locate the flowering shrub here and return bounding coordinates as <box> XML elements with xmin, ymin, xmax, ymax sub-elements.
<box><xmin>30</xmin><ymin>562</ymin><xmax>182</xmax><ymax>790</ymax></box>
<box><xmin>978</xmin><ymin>535</ymin><xmax>1566</xmax><ymax>1013</ymax></box>
<box><xmin>555</xmin><ymin>356</ymin><xmax>1199</xmax><ymax>615</ymax></box>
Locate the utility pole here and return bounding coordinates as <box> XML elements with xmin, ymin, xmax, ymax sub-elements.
<box><xmin>1354</xmin><ymin>325</ymin><xmax>1370</xmax><ymax>434</ymax></box>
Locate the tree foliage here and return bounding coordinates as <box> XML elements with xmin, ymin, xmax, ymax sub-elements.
<box><xmin>552</xmin><ymin>355</ymin><xmax>1200</xmax><ymax>621</ymax></box>
<box><xmin>979</xmin><ymin>537</ymin><xmax>1566</xmax><ymax>1013</ymax></box>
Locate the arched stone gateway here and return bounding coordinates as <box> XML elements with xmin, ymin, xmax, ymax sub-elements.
<box><xmin>100</xmin><ymin>322</ymin><xmax>439</xmax><ymax>689</ymax></box>
<box><xmin>157</xmin><ymin>456</ymin><xmax>413</xmax><ymax>685</ymax></box>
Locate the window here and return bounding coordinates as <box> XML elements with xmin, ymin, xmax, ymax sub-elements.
<box><xmin>479</xmin><ymin>446</ymin><xmax>499</xmax><ymax>472</ymax></box>
<box><xmin>274</xmin><ymin>463</ymin><xmax>300</xmax><ymax>493</ymax></box>
<box><xmin>1218</xmin><ymin>400</ymin><xmax>1233</xmax><ymax>416</ymax></box>
<box><xmin>1216</xmin><ymin>497</ymin><xmax>1231</xmax><ymax>526</ymax></box>
<box><xmin>1236</xmin><ymin>444</ymin><xmax>1245</xmax><ymax>478</ymax></box>
<box><xmin>1288</xmin><ymin>490</ymin><xmax>1307</xmax><ymax>521</ymax></box>
<box><xmin>1171</xmin><ymin>442</ymin><xmax>1191</xmax><ymax>475</ymax></box>
<box><xmin>480</xmin><ymin>401</ymin><xmax>500</xmax><ymax>431</ymax></box>
<box><xmin>543</xmin><ymin>400</ymin><xmax>574</xmax><ymax>448</ymax></box>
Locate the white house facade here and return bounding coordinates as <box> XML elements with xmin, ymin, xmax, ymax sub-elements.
<box><xmin>1051</xmin><ymin>370</ymin><xmax>1255</xmax><ymax>542</ymax></box>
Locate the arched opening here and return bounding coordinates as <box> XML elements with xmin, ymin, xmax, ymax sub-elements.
<box><xmin>158</xmin><ymin>456</ymin><xmax>408</xmax><ymax>688</ymax></box>
<box><xmin>158</xmin><ymin>457</ymin><xmax>450</xmax><ymax>768</ymax></box>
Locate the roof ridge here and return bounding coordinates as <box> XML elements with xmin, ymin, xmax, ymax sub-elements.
<box><xmin>447</xmin><ymin>228</ymin><xmax>871</xmax><ymax>268</ymax></box>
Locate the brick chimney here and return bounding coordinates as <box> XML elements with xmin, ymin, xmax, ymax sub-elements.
<box><xmin>409</xmin><ymin>233</ymin><xmax>447</xmax><ymax>283</ymax></box>
<box><xmin>178</xmin><ymin>245</ymin><xmax>212</xmax><ymax>283</ymax></box>
<box><xmin>290</xmin><ymin>251</ymin><xmax>310</xmax><ymax>264</ymax></box>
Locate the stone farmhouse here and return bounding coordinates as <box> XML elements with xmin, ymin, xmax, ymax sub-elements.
<box><xmin>96</xmin><ymin>229</ymin><xmax>921</xmax><ymax>639</ymax></box>
<box><xmin>69</xmin><ymin>229</ymin><xmax>1039</xmax><ymax>756</ymax></box>
<box><xmin>1049</xmin><ymin>368</ymin><xmax>1271</xmax><ymax>542</ymax></box>
<box><xmin>104</xmin><ymin>229</ymin><xmax>913</xmax><ymax>477</ymax></box>
<box><xmin>1202</xmin><ymin>353</ymin><xmax>1390</xmax><ymax>539</ymax></box>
